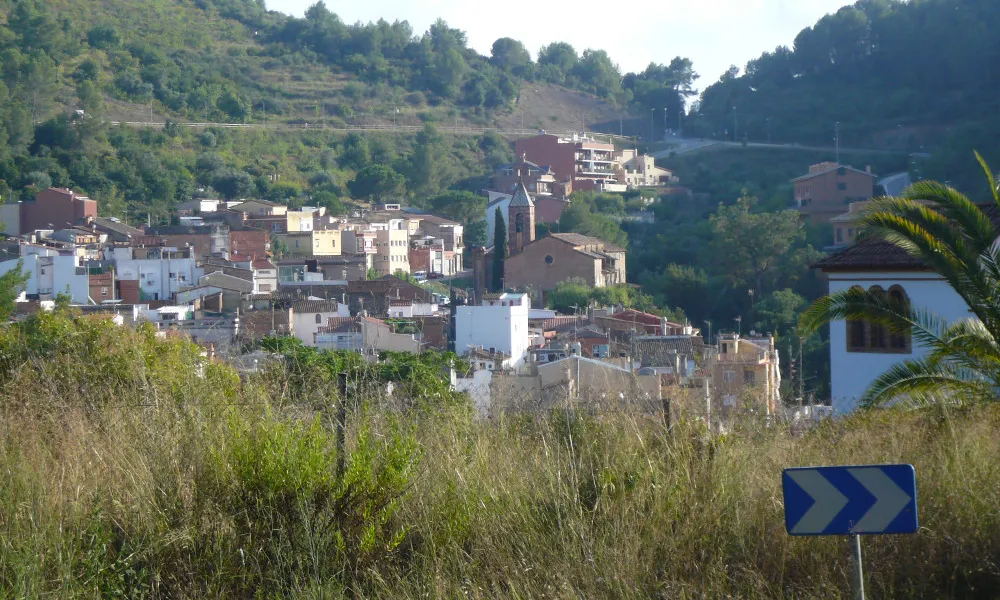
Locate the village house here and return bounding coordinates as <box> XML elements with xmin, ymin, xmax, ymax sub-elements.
<box><xmin>793</xmin><ymin>162</ymin><xmax>877</xmax><ymax>225</ymax></box>
<box><xmin>454</xmin><ymin>293</ymin><xmax>531</xmax><ymax>369</ymax></box>
<box><xmin>712</xmin><ymin>333</ymin><xmax>782</xmax><ymax>417</ymax></box>
<box><xmin>20</xmin><ymin>188</ymin><xmax>97</xmax><ymax>234</ymax></box>
<box><xmin>505</xmin><ymin>232</ymin><xmax>627</xmax><ymax>296</ymax></box>
<box><xmin>811</xmin><ymin>231</ymin><xmax>969</xmax><ymax>415</ymax></box>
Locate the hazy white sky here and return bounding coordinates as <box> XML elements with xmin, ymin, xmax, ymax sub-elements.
<box><xmin>266</xmin><ymin>0</ymin><xmax>850</xmax><ymax>90</ymax></box>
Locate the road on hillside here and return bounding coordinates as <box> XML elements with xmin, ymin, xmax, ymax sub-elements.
<box><xmin>650</xmin><ymin>138</ymin><xmax>913</xmax><ymax>159</ymax></box>
<box><xmin>108</xmin><ymin>120</ymin><xmax>636</xmax><ymax>142</ymax></box>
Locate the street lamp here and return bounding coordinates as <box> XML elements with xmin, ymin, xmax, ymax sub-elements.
<box><xmin>663</xmin><ymin>107</ymin><xmax>668</xmax><ymax>138</ymax></box>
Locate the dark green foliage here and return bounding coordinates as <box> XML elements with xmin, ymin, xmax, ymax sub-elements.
<box><xmin>557</xmin><ymin>192</ymin><xmax>628</xmax><ymax>247</ymax></box>
<box><xmin>427</xmin><ymin>190</ymin><xmax>485</xmax><ymax>224</ymax></box>
<box><xmin>688</xmin><ymin>0</ymin><xmax>1000</xmax><ymax>176</ymax></box>
<box><xmin>348</xmin><ymin>164</ymin><xmax>405</xmax><ymax>201</ymax></box>
<box><xmin>492</xmin><ymin>207</ymin><xmax>506</xmax><ymax>292</ymax></box>
<box><xmin>0</xmin><ymin>262</ymin><xmax>28</xmax><ymax>322</ymax></box>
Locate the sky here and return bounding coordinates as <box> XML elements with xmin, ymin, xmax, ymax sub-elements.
<box><xmin>266</xmin><ymin>0</ymin><xmax>851</xmax><ymax>91</ymax></box>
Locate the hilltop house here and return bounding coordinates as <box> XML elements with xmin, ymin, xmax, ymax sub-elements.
<box><xmin>793</xmin><ymin>162</ymin><xmax>876</xmax><ymax>224</ymax></box>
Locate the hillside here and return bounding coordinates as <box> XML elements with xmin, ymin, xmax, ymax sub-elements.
<box><xmin>685</xmin><ymin>0</ymin><xmax>999</xmax><ymax>195</ymax></box>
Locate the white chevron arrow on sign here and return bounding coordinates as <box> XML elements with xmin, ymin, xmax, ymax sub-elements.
<box><xmin>787</xmin><ymin>469</ymin><xmax>849</xmax><ymax>534</ymax></box>
<box><xmin>848</xmin><ymin>467</ymin><xmax>913</xmax><ymax>533</ymax></box>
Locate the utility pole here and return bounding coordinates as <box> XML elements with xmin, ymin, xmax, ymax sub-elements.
<box><xmin>650</xmin><ymin>108</ymin><xmax>655</xmax><ymax>142</ymax></box>
<box><xmin>663</xmin><ymin>107</ymin><xmax>668</xmax><ymax>138</ymax></box>
<box><xmin>678</xmin><ymin>106</ymin><xmax>683</xmax><ymax>138</ymax></box>
<box><xmin>766</xmin><ymin>117</ymin><xmax>771</xmax><ymax>143</ymax></box>
<box><xmin>798</xmin><ymin>336</ymin><xmax>805</xmax><ymax>406</ymax></box>
<box><xmin>733</xmin><ymin>107</ymin><xmax>738</xmax><ymax>142</ymax></box>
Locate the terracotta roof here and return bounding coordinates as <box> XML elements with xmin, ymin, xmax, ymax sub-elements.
<box><xmin>549</xmin><ymin>232</ymin><xmax>625</xmax><ymax>253</ymax></box>
<box><xmin>416</xmin><ymin>213</ymin><xmax>459</xmax><ymax>226</ymax></box>
<box><xmin>813</xmin><ymin>238</ymin><xmax>928</xmax><ymax>271</ymax></box>
<box><xmin>252</xmin><ymin>258</ymin><xmax>276</xmax><ymax>269</ymax></box>
<box><xmin>292</xmin><ymin>300</ymin><xmax>341</xmax><ymax>313</ymax></box>
<box><xmin>791</xmin><ymin>165</ymin><xmax>876</xmax><ymax>182</ymax></box>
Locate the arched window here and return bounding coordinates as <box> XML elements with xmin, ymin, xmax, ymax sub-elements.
<box><xmin>315</xmin><ymin>313</ymin><xmax>323</xmax><ymax>324</ymax></box>
<box><xmin>515</xmin><ymin>212</ymin><xmax>524</xmax><ymax>233</ymax></box>
<box><xmin>888</xmin><ymin>286</ymin><xmax>911</xmax><ymax>353</ymax></box>
<box><xmin>868</xmin><ymin>286</ymin><xmax>888</xmax><ymax>351</ymax></box>
<box><xmin>847</xmin><ymin>286</ymin><xmax>867</xmax><ymax>351</ymax></box>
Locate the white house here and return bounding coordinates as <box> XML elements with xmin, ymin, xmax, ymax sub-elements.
<box><xmin>455</xmin><ymin>292</ymin><xmax>531</xmax><ymax>369</ymax></box>
<box><xmin>292</xmin><ymin>300</ymin><xmax>350</xmax><ymax>347</ymax></box>
<box><xmin>388</xmin><ymin>299</ymin><xmax>438</xmax><ymax>318</ymax></box>
<box><xmin>115</xmin><ymin>255</ymin><xmax>201</xmax><ymax>302</ymax></box>
<box><xmin>0</xmin><ymin>253</ymin><xmax>90</xmax><ymax>303</ymax></box>
<box><xmin>815</xmin><ymin>238</ymin><xmax>970</xmax><ymax>415</ymax></box>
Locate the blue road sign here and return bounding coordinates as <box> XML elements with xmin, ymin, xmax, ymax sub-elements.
<box><xmin>783</xmin><ymin>464</ymin><xmax>918</xmax><ymax>536</ymax></box>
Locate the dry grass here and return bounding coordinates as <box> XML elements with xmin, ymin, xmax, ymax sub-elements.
<box><xmin>0</xmin><ymin>316</ymin><xmax>998</xmax><ymax>597</ymax></box>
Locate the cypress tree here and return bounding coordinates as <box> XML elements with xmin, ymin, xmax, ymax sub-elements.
<box><xmin>492</xmin><ymin>207</ymin><xmax>507</xmax><ymax>292</ymax></box>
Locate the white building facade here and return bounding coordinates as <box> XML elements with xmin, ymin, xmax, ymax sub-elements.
<box><xmin>817</xmin><ymin>240</ymin><xmax>971</xmax><ymax>415</ymax></box>
<box><xmin>454</xmin><ymin>293</ymin><xmax>531</xmax><ymax>369</ymax></box>
<box><xmin>115</xmin><ymin>256</ymin><xmax>201</xmax><ymax>302</ymax></box>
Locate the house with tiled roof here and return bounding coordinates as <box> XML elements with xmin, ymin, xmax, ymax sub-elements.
<box><xmin>792</xmin><ymin>162</ymin><xmax>876</xmax><ymax>225</ymax></box>
<box><xmin>504</xmin><ymin>232</ymin><xmax>626</xmax><ymax>300</ymax></box>
<box><xmin>813</xmin><ymin>229</ymin><xmax>977</xmax><ymax>414</ymax></box>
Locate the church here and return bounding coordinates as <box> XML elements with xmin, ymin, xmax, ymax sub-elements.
<box><xmin>502</xmin><ymin>181</ymin><xmax>627</xmax><ymax>303</ymax></box>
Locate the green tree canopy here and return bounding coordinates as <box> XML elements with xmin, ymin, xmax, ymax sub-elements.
<box><xmin>348</xmin><ymin>165</ymin><xmax>405</xmax><ymax>201</ymax></box>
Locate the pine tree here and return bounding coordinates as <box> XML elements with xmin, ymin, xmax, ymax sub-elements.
<box><xmin>492</xmin><ymin>207</ymin><xmax>507</xmax><ymax>292</ymax></box>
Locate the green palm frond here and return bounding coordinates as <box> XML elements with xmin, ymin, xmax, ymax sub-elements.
<box><xmin>860</xmin><ymin>358</ymin><xmax>992</xmax><ymax>409</ymax></box>
<box><xmin>975</xmin><ymin>151</ymin><xmax>1000</xmax><ymax>205</ymax></box>
<box><xmin>803</xmin><ymin>155</ymin><xmax>1000</xmax><ymax>407</ymax></box>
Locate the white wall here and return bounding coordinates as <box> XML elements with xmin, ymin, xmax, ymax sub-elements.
<box><xmin>293</xmin><ymin>307</ymin><xmax>350</xmax><ymax>347</ymax></box>
<box><xmin>485</xmin><ymin>196</ymin><xmax>511</xmax><ymax>247</ymax></box>
<box><xmin>0</xmin><ymin>255</ymin><xmax>89</xmax><ymax>303</ymax></box>
<box><xmin>828</xmin><ymin>271</ymin><xmax>971</xmax><ymax>414</ymax></box>
<box><xmin>116</xmin><ymin>258</ymin><xmax>201</xmax><ymax>301</ymax></box>
<box><xmin>455</xmin><ymin>299</ymin><xmax>530</xmax><ymax>368</ymax></box>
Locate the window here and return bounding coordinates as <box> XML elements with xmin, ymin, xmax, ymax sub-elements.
<box><xmin>40</xmin><ymin>268</ymin><xmax>46</xmax><ymax>275</ymax></box>
<box><xmin>545</xmin><ymin>255</ymin><xmax>554</xmax><ymax>265</ymax></box>
<box><xmin>847</xmin><ymin>286</ymin><xmax>867</xmax><ymax>352</ymax></box>
<box><xmin>723</xmin><ymin>370</ymin><xmax>736</xmax><ymax>383</ymax></box>
<box><xmin>846</xmin><ymin>285</ymin><xmax>911</xmax><ymax>354</ymax></box>
<box><xmin>744</xmin><ymin>369</ymin><xmax>756</xmax><ymax>385</ymax></box>
<box><xmin>837</xmin><ymin>182</ymin><xmax>847</xmax><ymax>191</ymax></box>
<box><xmin>315</xmin><ymin>314</ymin><xmax>323</xmax><ymax>324</ymax></box>
<box><xmin>888</xmin><ymin>286</ymin><xmax>912</xmax><ymax>353</ymax></box>
<box><xmin>101</xmin><ymin>287</ymin><xmax>109</xmax><ymax>297</ymax></box>
<box><xmin>836</xmin><ymin>228</ymin><xmax>843</xmax><ymax>243</ymax></box>
<box><xmin>169</xmin><ymin>272</ymin><xmax>176</xmax><ymax>279</ymax></box>
<box><xmin>868</xmin><ymin>287</ymin><xmax>888</xmax><ymax>350</ymax></box>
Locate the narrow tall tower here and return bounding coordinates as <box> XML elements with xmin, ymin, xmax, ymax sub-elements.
<box><xmin>508</xmin><ymin>180</ymin><xmax>535</xmax><ymax>256</ymax></box>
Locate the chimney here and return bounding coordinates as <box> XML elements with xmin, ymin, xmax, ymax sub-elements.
<box><xmin>661</xmin><ymin>316</ymin><xmax>669</xmax><ymax>336</ymax></box>
<box><xmin>866</xmin><ymin>165</ymin><xmax>871</xmax><ymax>173</ymax></box>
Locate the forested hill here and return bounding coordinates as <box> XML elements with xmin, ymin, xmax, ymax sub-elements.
<box><xmin>0</xmin><ymin>0</ymin><xmax>694</xmax><ymax>131</ymax></box>
<box><xmin>686</xmin><ymin>0</ymin><xmax>1000</xmax><ymax>192</ymax></box>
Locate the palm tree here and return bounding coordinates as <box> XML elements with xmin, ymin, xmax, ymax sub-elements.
<box><xmin>800</xmin><ymin>154</ymin><xmax>1000</xmax><ymax>408</ymax></box>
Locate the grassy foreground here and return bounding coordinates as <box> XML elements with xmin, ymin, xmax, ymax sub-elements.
<box><xmin>1</xmin><ymin>312</ymin><xmax>999</xmax><ymax>598</ymax></box>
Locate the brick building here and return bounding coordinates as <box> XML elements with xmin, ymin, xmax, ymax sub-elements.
<box><xmin>21</xmin><ymin>188</ymin><xmax>97</xmax><ymax>233</ymax></box>
<box><xmin>504</xmin><ymin>233</ymin><xmax>626</xmax><ymax>297</ymax></box>
<box><xmin>793</xmin><ymin>162</ymin><xmax>876</xmax><ymax>224</ymax></box>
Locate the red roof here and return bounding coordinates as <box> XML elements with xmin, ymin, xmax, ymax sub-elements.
<box><xmin>252</xmin><ymin>258</ymin><xmax>276</xmax><ymax>269</ymax></box>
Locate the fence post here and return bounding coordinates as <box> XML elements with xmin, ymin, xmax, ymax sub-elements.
<box><xmin>336</xmin><ymin>372</ymin><xmax>348</xmax><ymax>480</ymax></box>
<box><xmin>662</xmin><ymin>396</ymin><xmax>672</xmax><ymax>436</ymax></box>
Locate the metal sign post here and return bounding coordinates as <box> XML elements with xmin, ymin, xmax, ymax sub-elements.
<box><xmin>852</xmin><ymin>534</ymin><xmax>865</xmax><ymax>600</ymax></box>
<box><xmin>783</xmin><ymin>464</ymin><xmax>917</xmax><ymax>599</ymax></box>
